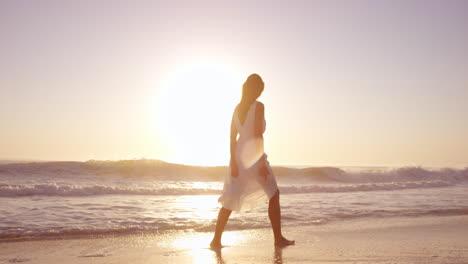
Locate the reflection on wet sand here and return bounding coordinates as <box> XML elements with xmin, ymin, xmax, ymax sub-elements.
<box><xmin>168</xmin><ymin>230</ymin><xmax>287</xmax><ymax>263</ymax></box>
<box><xmin>274</xmin><ymin>246</ymin><xmax>283</xmax><ymax>264</ymax></box>
<box><xmin>209</xmin><ymin>246</ymin><xmax>283</xmax><ymax>264</ymax></box>
<box><xmin>210</xmin><ymin>247</ymin><xmax>225</xmax><ymax>264</ymax></box>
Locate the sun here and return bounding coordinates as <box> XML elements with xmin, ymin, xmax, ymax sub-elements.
<box><xmin>156</xmin><ymin>58</ymin><xmax>244</xmax><ymax>166</ymax></box>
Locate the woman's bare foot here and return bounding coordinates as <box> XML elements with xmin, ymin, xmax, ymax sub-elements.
<box><xmin>274</xmin><ymin>236</ymin><xmax>295</xmax><ymax>247</ymax></box>
<box><xmin>210</xmin><ymin>240</ymin><xmax>222</xmax><ymax>249</ymax></box>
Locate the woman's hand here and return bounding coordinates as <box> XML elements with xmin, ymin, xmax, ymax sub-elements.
<box><xmin>260</xmin><ymin>165</ymin><xmax>269</xmax><ymax>181</ymax></box>
<box><xmin>258</xmin><ymin>154</ymin><xmax>268</xmax><ymax>181</ymax></box>
<box><xmin>230</xmin><ymin>161</ymin><xmax>238</xmax><ymax>177</ymax></box>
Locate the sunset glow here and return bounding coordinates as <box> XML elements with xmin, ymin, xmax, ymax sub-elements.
<box><xmin>156</xmin><ymin>59</ymin><xmax>244</xmax><ymax>165</ymax></box>
<box><xmin>1</xmin><ymin>1</ymin><xmax>468</xmax><ymax>263</ymax></box>
<box><xmin>1</xmin><ymin>1</ymin><xmax>467</xmax><ymax>167</ymax></box>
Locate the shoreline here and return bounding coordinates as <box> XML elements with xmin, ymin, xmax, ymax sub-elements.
<box><xmin>1</xmin><ymin>215</ymin><xmax>467</xmax><ymax>263</ymax></box>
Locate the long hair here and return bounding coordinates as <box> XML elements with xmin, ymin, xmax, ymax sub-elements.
<box><xmin>237</xmin><ymin>73</ymin><xmax>264</xmax><ymax>124</ymax></box>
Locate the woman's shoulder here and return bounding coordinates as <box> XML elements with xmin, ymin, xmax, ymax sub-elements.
<box><xmin>254</xmin><ymin>101</ymin><xmax>264</xmax><ymax>119</ymax></box>
<box><xmin>234</xmin><ymin>103</ymin><xmax>240</xmax><ymax>113</ymax></box>
<box><xmin>255</xmin><ymin>101</ymin><xmax>264</xmax><ymax>110</ymax></box>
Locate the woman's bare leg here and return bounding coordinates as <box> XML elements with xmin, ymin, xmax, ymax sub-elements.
<box><xmin>269</xmin><ymin>190</ymin><xmax>295</xmax><ymax>247</ymax></box>
<box><xmin>210</xmin><ymin>207</ymin><xmax>232</xmax><ymax>248</ymax></box>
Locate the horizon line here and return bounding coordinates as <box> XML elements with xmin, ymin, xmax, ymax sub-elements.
<box><xmin>0</xmin><ymin>158</ymin><xmax>466</xmax><ymax>169</ymax></box>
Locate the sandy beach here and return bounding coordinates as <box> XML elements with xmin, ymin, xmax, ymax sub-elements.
<box><xmin>1</xmin><ymin>215</ymin><xmax>467</xmax><ymax>264</ymax></box>
<box><xmin>2</xmin><ymin>0</ymin><xmax>468</xmax><ymax>263</ymax></box>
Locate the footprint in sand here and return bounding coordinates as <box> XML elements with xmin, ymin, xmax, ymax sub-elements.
<box><xmin>4</xmin><ymin>259</ymin><xmax>31</xmax><ymax>263</ymax></box>
<box><xmin>78</xmin><ymin>254</ymin><xmax>110</xmax><ymax>258</ymax></box>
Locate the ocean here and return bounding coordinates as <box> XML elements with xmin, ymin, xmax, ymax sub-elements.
<box><xmin>1</xmin><ymin>160</ymin><xmax>467</xmax><ymax>241</ymax></box>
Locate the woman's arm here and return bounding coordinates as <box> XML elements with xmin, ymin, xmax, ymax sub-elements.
<box><xmin>255</xmin><ymin>102</ymin><xmax>268</xmax><ymax>179</ymax></box>
<box><xmin>254</xmin><ymin>102</ymin><xmax>264</xmax><ymax>137</ymax></box>
<box><xmin>230</xmin><ymin>108</ymin><xmax>238</xmax><ymax>177</ymax></box>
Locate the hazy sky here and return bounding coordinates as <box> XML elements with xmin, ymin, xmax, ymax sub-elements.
<box><xmin>1</xmin><ymin>0</ymin><xmax>467</xmax><ymax>167</ymax></box>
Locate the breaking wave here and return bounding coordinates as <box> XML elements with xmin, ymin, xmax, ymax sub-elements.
<box><xmin>0</xmin><ymin>180</ymin><xmax>460</xmax><ymax>197</ymax></box>
<box><xmin>0</xmin><ymin>160</ymin><xmax>467</xmax><ymax>197</ymax></box>
<box><xmin>0</xmin><ymin>159</ymin><xmax>467</xmax><ymax>181</ymax></box>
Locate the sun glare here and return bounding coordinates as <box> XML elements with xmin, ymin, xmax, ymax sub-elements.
<box><xmin>157</xmin><ymin>59</ymin><xmax>244</xmax><ymax>166</ymax></box>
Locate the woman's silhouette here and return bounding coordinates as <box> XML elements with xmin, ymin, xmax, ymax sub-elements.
<box><xmin>210</xmin><ymin>73</ymin><xmax>294</xmax><ymax>248</ymax></box>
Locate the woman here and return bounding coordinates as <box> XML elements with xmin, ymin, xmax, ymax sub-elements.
<box><xmin>210</xmin><ymin>73</ymin><xmax>294</xmax><ymax>248</ymax></box>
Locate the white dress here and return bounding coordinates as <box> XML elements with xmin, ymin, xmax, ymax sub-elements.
<box><xmin>218</xmin><ymin>101</ymin><xmax>278</xmax><ymax>211</ymax></box>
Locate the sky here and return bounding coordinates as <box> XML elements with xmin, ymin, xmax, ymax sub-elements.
<box><xmin>1</xmin><ymin>0</ymin><xmax>467</xmax><ymax>167</ymax></box>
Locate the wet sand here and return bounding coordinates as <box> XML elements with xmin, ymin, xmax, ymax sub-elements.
<box><xmin>1</xmin><ymin>215</ymin><xmax>467</xmax><ymax>264</ymax></box>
